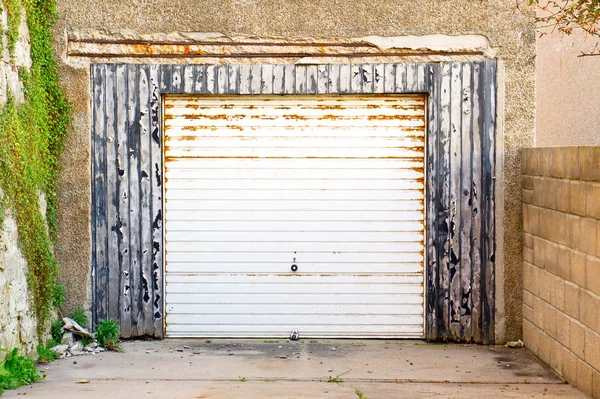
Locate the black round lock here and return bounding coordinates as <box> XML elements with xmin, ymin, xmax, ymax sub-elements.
<box><xmin>291</xmin><ymin>264</ymin><xmax>298</xmax><ymax>272</ymax></box>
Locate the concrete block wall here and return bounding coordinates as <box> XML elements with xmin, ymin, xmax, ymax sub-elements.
<box><xmin>522</xmin><ymin>147</ymin><xmax>600</xmax><ymax>398</ymax></box>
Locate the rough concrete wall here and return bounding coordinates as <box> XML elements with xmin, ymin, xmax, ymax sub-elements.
<box><xmin>0</xmin><ymin>6</ymin><xmax>39</xmax><ymax>354</ymax></box>
<box><xmin>522</xmin><ymin>147</ymin><xmax>600</xmax><ymax>398</ymax></box>
<box><xmin>536</xmin><ymin>30</ymin><xmax>600</xmax><ymax>147</ymax></box>
<box><xmin>52</xmin><ymin>0</ymin><xmax>536</xmax><ymax>341</ymax></box>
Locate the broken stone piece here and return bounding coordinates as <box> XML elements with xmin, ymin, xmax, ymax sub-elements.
<box><xmin>50</xmin><ymin>344</ymin><xmax>69</xmax><ymax>355</ymax></box>
<box><xmin>62</xmin><ymin>317</ymin><xmax>94</xmax><ymax>339</ymax></box>
<box><xmin>89</xmin><ymin>342</ymin><xmax>98</xmax><ymax>349</ymax></box>
<box><xmin>506</xmin><ymin>339</ymin><xmax>524</xmax><ymax>348</ymax></box>
<box><xmin>71</xmin><ymin>342</ymin><xmax>84</xmax><ymax>352</ymax></box>
<box><xmin>61</xmin><ymin>332</ymin><xmax>74</xmax><ymax>347</ymax></box>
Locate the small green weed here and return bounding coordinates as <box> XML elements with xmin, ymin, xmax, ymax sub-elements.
<box><xmin>238</xmin><ymin>376</ymin><xmax>246</xmax><ymax>382</ymax></box>
<box><xmin>36</xmin><ymin>341</ymin><xmax>60</xmax><ymax>363</ymax></box>
<box><xmin>80</xmin><ymin>336</ymin><xmax>93</xmax><ymax>347</ymax></box>
<box><xmin>52</xmin><ymin>285</ymin><xmax>65</xmax><ymax>309</ymax></box>
<box><xmin>95</xmin><ymin>318</ymin><xmax>120</xmax><ymax>350</ymax></box>
<box><xmin>69</xmin><ymin>307</ymin><xmax>88</xmax><ymax>328</ymax></box>
<box><xmin>355</xmin><ymin>388</ymin><xmax>368</xmax><ymax>399</ymax></box>
<box><xmin>50</xmin><ymin>319</ymin><xmax>64</xmax><ymax>342</ymax></box>
<box><xmin>326</xmin><ymin>375</ymin><xmax>343</xmax><ymax>383</ymax></box>
<box><xmin>263</xmin><ymin>340</ymin><xmax>279</xmax><ymax>343</ymax></box>
<box><xmin>264</xmin><ymin>378</ymin><xmax>269</xmax><ymax>382</ymax></box>
<box><xmin>309</xmin><ymin>340</ymin><xmax>319</xmax><ymax>343</ymax></box>
<box><xmin>204</xmin><ymin>339</ymin><xmax>212</xmax><ymax>344</ymax></box>
<box><xmin>0</xmin><ymin>348</ymin><xmax>43</xmax><ymax>394</ymax></box>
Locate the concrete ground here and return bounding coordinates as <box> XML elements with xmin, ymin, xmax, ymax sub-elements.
<box><xmin>3</xmin><ymin>339</ymin><xmax>588</xmax><ymax>398</ymax></box>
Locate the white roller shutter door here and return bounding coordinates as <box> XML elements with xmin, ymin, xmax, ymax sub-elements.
<box><xmin>163</xmin><ymin>95</ymin><xmax>426</xmax><ymax>338</ymax></box>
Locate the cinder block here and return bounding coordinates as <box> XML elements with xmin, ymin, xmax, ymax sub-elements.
<box><xmin>538</xmin><ymin>331</ymin><xmax>553</xmax><ymax>365</ymax></box>
<box><xmin>558</xmin><ymin>247</ymin><xmax>572</xmax><ymax>280</ymax></box>
<box><xmin>572</xmin><ymin>250</ymin><xmax>587</xmax><ymax>287</ymax></box>
<box><xmin>565</xmin><ymin>146</ymin><xmax>580</xmax><ymax>180</ymax></box>
<box><xmin>556</xmin><ymin>179</ymin><xmax>571</xmax><ymax>213</ymax></box>
<box><xmin>550</xmin><ymin>339</ymin><xmax>564</xmax><ymax>375</ymax></box>
<box><xmin>544</xmin><ymin>302</ymin><xmax>558</xmax><ymax>339</ymax></box>
<box><xmin>579</xmin><ymin>147</ymin><xmax>600</xmax><ymax>182</ymax></box>
<box><xmin>538</xmin><ymin>208</ymin><xmax>554</xmax><ymax>242</ymax></box>
<box><xmin>523</xmin><ymin>204</ymin><xmax>537</xmax><ymax>235</ymax></box>
<box><xmin>580</xmin><ymin>218</ymin><xmax>598</xmax><ymax>256</ymax></box>
<box><xmin>523</xmin><ymin>289</ymin><xmax>534</xmax><ymax>308</ymax></box>
<box><xmin>564</xmin><ymin>282</ymin><xmax>580</xmax><ymax>319</ymax></box>
<box><xmin>523</xmin><ymin>319</ymin><xmax>540</xmax><ymax>354</ymax></box>
<box><xmin>524</xmin><ymin>233</ymin><xmax>534</xmax><ymax>249</ymax></box>
<box><xmin>540</xmin><ymin>148</ymin><xmax>553</xmax><ymax>177</ymax></box>
<box><xmin>593</xmin><ymin>368</ymin><xmax>600</xmax><ymax>399</ymax></box>
<box><xmin>523</xmin><ymin>303</ymin><xmax>533</xmax><ymax>322</ymax></box>
<box><xmin>523</xmin><ymin>247</ymin><xmax>534</xmax><ymax>264</ymax></box>
<box><xmin>562</xmin><ymin>348</ymin><xmax>578</xmax><ymax>385</ymax></box>
<box><xmin>523</xmin><ymin>189</ymin><xmax>533</xmax><ymax>204</ymax></box>
<box><xmin>580</xmin><ymin>291</ymin><xmax>599</xmax><ymax>332</ymax></box>
<box><xmin>570</xmin><ymin>321</ymin><xmax>586</xmax><ymax>359</ymax></box>
<box><xmin>523</xmin><ymin>148</ymin><xmax>540</xmax><ymax>176</ymax></box>
<box><xmin>553</xmin><ymin>211</ymin><xmax>571</xmax><ymax>247</ymax></box>
<box><xmin>586</xmin><ymin>256</ymin><xmax>600</xmax><ymax>296</ymax></box>
<box><xmin>570</xmin><ymin>181</ymin><xmax>587</xmax><ymax>217</ymax></box>
<box><xmin>550</xmin><ymin>277</ymin><xmax>565</xmax><ymax>311</ymax></box>
<box><xmin>524</xmin><ymin>262</ymin><xmax>540</xmax><ymax>296</ymax></box>
<box><xmin>576</xmin><ymin>358</ymin><xmax>594</xmax><ymax>397</ymax></box>
<box><xmin>533</xmin><ymin>177</ymin><xmax>545</xmax><ymax>207</ymax></box>
<box><xmin>539</xmin><ymin>270</ymin><xmax>553</xmax><ymax>304</ymax></box>
<box><xmin>545</xmin><ymin>241</ymin><xmax>559</xmax><ymax>275</ymax></box>
<box><xmin>533</xmin><ymin>296</ymin><xmax>545</xmax><ymax>330</ymax></box>
<box><xmin>556</xmin><ymin>312</ymin><xmax>571</xmax><ymax>347</ymax></box>
<box><xmin>551</xmin><ymin>148</ymin><xmax>567</xmax><ymax>178</ymax></box>
<box><xmin>585</xmin><ymin>329</ymin><xmax>600</xmax><ymax>371</ymax></box>
<box><xmin>545</xmin><ymin>179</ymin><xmax>558</xmax><ymax>210</ymax></box>
<box><xmin>533</xmin><ymin>236</ymin><xmax>546</xmax><ymax>269</ymax></box>
<box><xmin>523</xmin><ymin>175</ymin><xmax>533</xmax><ymax>190</ymax></box>
<box><xmin>585</xmin><ymin>183</ymin><xmax>600</xmax><ymax>220</ymax></box>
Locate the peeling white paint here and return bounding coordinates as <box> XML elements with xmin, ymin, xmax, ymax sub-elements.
<box><xmin>357</xmin><ymin>35</ymin><xmax>497</xmax><ymax>58</ymax></box>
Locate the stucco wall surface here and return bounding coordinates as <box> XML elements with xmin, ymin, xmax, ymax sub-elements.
<box><xmin>53</xmin><ymin>0</ymin><xmax>536</xmax><ymax>341</ymax></box>
<box><xmin>522</xmin><ymin>147</ymin><xmax>600</xmax><ymax>398</ymax></box>
<box><xmin>536</xmin><ymin>30</ymin><xmax>600</xmax><ymax>147</ymax></box>
<box><xmin>0</xmin><ymin>7</ymin><xmax>39</xmax><ymax>355</ymax></box>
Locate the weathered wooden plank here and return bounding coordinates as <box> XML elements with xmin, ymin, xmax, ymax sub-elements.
<box><xmin>459</xmin><ymin>62</ymin><xmax>473</xmax><ymax>341</ymax></box>
<box><xmin>105</xmin><ymin>64</ymin><xmax>120</xmax><ymax>322</ymax></box>
<box><xmin>138</xmin><ymin>66</ymin><xmax>154</xmax><ymax>335</ymax></box>
<box><xmin>328</xmin><ymin>64</ymin><xmax>340</xmax><ymax>94</ymax></box>
<box><xmin>438</xmin><ymin>62</ymin><xmax>452</xmax><ymax>339</ymax></box>
<box><xmin>396</xmin><ymin>63</ymin><xmax>407</xmax><ymax>93</ymax></box>
<box><xmin>339</xmin><ymin>64</ymin><xmax>351</xmax><ymax>93</ymax></box>
<box><xmin>149</xmin><ymin>64</ymin><xmax>163</xmax><ymax>337</ymax></box>
<box><xmin>183</xmin><ymin>64</ymin><xmax>194</xmax><ymax>93</ymax></box>
<box><xmin>239</xmin><ymin>64</ymin><xmax>251</xmax><ymax>95</ymax></box>
<box><xmin>92</xmin><ymin>64</ymin><xmax>108</xmax><ymax>325</ymax></box>
<box><xmin>126</xmin><ymin>64</ymin><xmax>142</xmax><ymax>335</ymax></box>
<box><xmin>216</xmin><ymin>65</ymin><xmax>227</xmax><ymax>94</ymax></box>
<box><xmin>159</xmin><ymin>64</ymin><xmax>172</xmax><ymax>93</ymax></box>
<box><xmin>307</xmin><ymin>65</ymin><xmax>318</xmax><ymax>94</ymax></box>
<box><xmin>250</xmin><ymin>64</ymin><xmax>262</xmax><ymax>94</ymax></box>
<box><xmin>482</xmin><ymin>60</ymin><xmax>497</xmax><ymax>344</ymax></box>
<box><xmin>261</xmin><ymin>64</ymin><xmax>273</xmax><ymax>94</ymax></box>
<box><xmin>417</xmin><ymin>63</ymin><xmax>428</xmax><ymax>92</ymax></box>
<box><xmin>284</xmin><ymin>64</ymin><xmax>295</xmax><ymax>94</ymax></box>
<box><xmin>383</xmin><ymin>63</ymin><xmax>395</xmax><ymax>93</ymax></box>
<box><xmin>407</xmin><ymin>63</ymin><xmax>418</xmax><ymax>92</ymax></box>
<box><xmin>470</xmin><ymin>62</ymin><xmax>483</xmax><ymax>343</ymax></box>
<box><xmin>272</xmin><ymin>64</ymin><xmax>284</xmax><ymax>95</ymax></box>
<box><xmin>206</xmin><ymin>65</ymin><xmax>217</xmax><ymax>94</ymax></box>
<box><xmin>449</xmin><ymin>62</ymin><xmax>463</xmax><ymax>340</ymax></box>
<box><xmin>295</xmin><ymin>65</ymin><xmax>307</xmax><ymax>94</ymax></box>
<box><xmin>114</xmin><ymin>64</ymin><xmax>132</xmax><ymax>337</ymax></box>
<box><xmin>171</xmin><ymin>65</ymin><xmax>183</xmax><ymax>93</ymax></box>
<box><xmin>317</xmin><ymin>65</ymin><xmax>328</xmax><ymax>94</ymax></box>
<box><xmin>227</xmin><ymin>64</ymin><xmax>240</xmax><ymax>94</ymax></box>
<box><xmin>426</xmin><ymin>63</ymin><xmax>440</xmax><ymax>340</ymax></box>
<box><xmin>373</xmin><ymin>64</ymin><xmax>384</xmax><ymax>93</ymax></box>
<box><xmin>351</xmin><ymin>64</ymin><xmax>362</xmax><ymax>94</ymax></box>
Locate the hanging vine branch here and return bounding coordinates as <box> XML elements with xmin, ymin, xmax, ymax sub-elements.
<box><xmin>519</xmin><ymin>0</ymin><xmax>600</xmax><ymax>56</ymax></box>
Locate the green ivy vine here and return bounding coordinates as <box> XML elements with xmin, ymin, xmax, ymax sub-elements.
<box><xmin>0</xmin><ymin>0</ymin><xmax>71</xmax><ymax>335</ymax></box>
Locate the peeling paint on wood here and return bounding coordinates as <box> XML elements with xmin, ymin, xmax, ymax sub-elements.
<box><xmin>91</xmin><ymin>61</ymin><xmax>496</xmax><ymax>343</ymax></box>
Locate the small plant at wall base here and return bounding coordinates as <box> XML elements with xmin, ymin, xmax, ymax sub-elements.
<box><xmin>95</xmin><ymin>319</ymin><xmax>121</xmax><ymax>351</ymax></box>
<box><xmin>0</xmin><ymin>0</ymin><xmax>72</xmax><ymax>336</ymax></box>
<box><xmin>0</xmin><ymin>348</ymin><xmax>43</xmax><ymax>395</ymax></box>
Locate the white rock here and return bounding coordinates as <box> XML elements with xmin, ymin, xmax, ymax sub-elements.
<box><xmin>62</xmin><ymin>332</ymin><xmax>74</xmax><ymax>347</ymax></box>
<box><xmin>71</xmin><ymin>342</ymin><xmax>84</xmax><ymax>352</ymax></box>
<box><xmin>62</xmin><ymin>317</ymin><xmax>94</xmax><ymax>338</ymax></box>
<box><xmin>50</xmin><ymin>344</ymin><xmax>69</xmax><ymax>355</ymax></box>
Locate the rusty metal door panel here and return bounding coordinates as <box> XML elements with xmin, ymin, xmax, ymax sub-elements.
<box><xmin>163</xmin><ymin>95</ymin><xmax>426</xmax><ymax>338</ymax></box>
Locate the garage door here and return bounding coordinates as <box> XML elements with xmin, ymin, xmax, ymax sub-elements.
<box><xmin>163</xmin><ymin>95</ymin><xmax>426</xmax><ymax>338</ymax></box>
